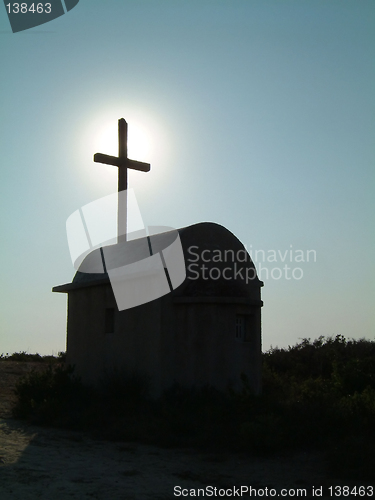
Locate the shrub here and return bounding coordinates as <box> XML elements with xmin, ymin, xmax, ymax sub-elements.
<box><xmin>12</xmin><ymin>363</ymin><xmax>88</xmax><ymax>427</ymax></box>
<box><xmin>0</xmin><ymin>351</ymin><xmax>66</xmax><ymax>363</ymax></box>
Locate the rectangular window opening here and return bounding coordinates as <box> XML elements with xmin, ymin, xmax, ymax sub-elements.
<box><xmin>235</xmin><ymin>314</ymin><xmax>254</xmax><ymax>342</ymax></box>
<box><xmin>236</xmin><ymin>315</ymin><xmax>246</xmax><ymax>341</ymax></box>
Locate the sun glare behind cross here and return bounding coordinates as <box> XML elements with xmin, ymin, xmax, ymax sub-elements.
<box><xmin>96</xmin><ymin>121</ymin><xmax>152</xmax><ymax>163</ymax></box>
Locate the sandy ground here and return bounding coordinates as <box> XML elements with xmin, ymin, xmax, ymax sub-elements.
<box><xmin>0</xmin><ymin>362</ymin><xmax>371</xmax><ymax>499</ymax></box>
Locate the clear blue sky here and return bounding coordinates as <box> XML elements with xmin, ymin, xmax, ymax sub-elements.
<box><xmin>1</xmin><ymin>0</ymin><xmax>374</xmax><ymax>354</ymax></box>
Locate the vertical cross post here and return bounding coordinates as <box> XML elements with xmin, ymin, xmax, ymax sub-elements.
<box><xmin>118</xmin><ymin>118</ymin><xmax>128</xmax><ymax>242</ymax></box>
<box><xmin>93</xmin><ymin>118</ymin><xmax>151</xmax><ymax>244</ymax></box>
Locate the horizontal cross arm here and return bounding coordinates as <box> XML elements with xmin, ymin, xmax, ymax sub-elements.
<box><xmin>93</xmin><ymin>153</ymin><xmax>150</xmax><ymax>172</ymax></box>
<box><xmin>93</xmin><ymin>153</ymin><xmax>122</xmax><ymax>167</ymax></box>
<box><xmin>127</xmin><ymin>159</ymin><xmax>151</xmax><ymax>172</ymax></box>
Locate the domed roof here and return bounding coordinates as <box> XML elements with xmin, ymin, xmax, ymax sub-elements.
<box><xmin>54</xmin><ymin>222</ymin><xmax>262</xmax><ymax>296</ymax></box>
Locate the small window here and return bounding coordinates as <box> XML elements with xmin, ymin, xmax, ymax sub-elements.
<box><xmin>236</xmin><ymin>315</ymin><xmax>246</xmax><ymax>341</ymax></box>
<box><xmin>105</xmin><ymin>308</ymin><xmax>115</xmax><ymax>333</ymax></box>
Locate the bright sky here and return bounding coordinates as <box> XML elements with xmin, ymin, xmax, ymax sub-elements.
<box><xmin>0</xmin><ymin>0</ymin><xmax>374</xmax><ymax>354</ymax></box>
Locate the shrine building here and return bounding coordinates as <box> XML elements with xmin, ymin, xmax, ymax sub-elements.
<box><xmin>53</xmin><ymin>221</ymin><xmax>263</xmax><ymax>395</ymax></box>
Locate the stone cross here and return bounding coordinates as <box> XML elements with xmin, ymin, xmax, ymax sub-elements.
<box><xmin>94</xmin><ymin>118</ymin><xmax>150</xmax><ymax>241</ymax></box>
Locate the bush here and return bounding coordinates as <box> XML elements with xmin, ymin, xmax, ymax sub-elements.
<box><xmin>12</xmin><ymin>363</ymin><xmax>88</xmax><ymax>427</ymax></box>
<box><xmin>0</xmin><ymin>351</ymin><xmax>66</xmax><ymax>363</ymax></box>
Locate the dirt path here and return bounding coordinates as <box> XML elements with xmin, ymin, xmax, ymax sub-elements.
<box><xmin>1</xmin><ymin>418</ymin><xmax>332</xmax><ymax>499</ymax></box>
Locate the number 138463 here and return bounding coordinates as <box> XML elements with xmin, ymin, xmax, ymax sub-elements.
<box><xmin>6</xmin><ymin>3</ymin><xmax>52</xmax><ymax>14</ymax></box>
